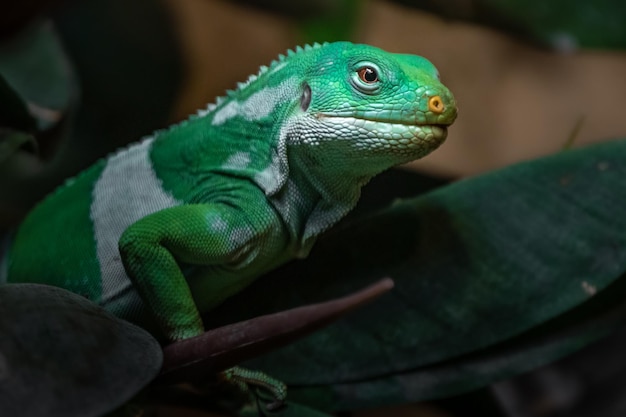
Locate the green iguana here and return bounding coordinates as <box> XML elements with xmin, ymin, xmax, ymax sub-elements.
<box><xmin>0</xmin><ymin>41</ymin><xmax>456</xmax><ymax>403</ymax></box>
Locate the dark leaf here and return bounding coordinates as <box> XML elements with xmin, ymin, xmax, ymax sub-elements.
<box><xmin>285</xmin><ymin>269</ymin><xmax>626</xmax><ymax>410</ymax></box>
<box><xmin>201</xmin><ymin>139</ymin><xmax>626</xmax><ymax>410</ymax></box>
<box><xmin>0</xmin><ymin>284</ymin><xmax>162</xmax><ymax>417</ymax></box>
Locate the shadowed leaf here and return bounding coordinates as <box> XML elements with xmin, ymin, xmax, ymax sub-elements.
<box><xmin>0</xmin><ymin>284</ymin><xmax>162</xmax><ymax>417</ymax></box>
<box><xmin>201</xmin><ymin>139</ymin><xmax>626</xmax><ymax>410</ymax></box>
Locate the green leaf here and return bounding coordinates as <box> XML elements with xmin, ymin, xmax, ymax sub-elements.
<box><xmin>202</xmin><ymin>139</ymin><xmax>626</xmax><ymax>411</ymax></box>
<box><xmin>286</xmin><ymin>270</ymin><xmax>626</xmax><ymax>411</ymax></box>
<box><xmin>0</xmin><ymin>284</ymin><xmax>162</xmax><ymax>417</ymax></box>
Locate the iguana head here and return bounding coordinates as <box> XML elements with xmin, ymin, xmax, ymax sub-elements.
<box><xmin>201</xmin><ymin>42</ymin><xmax>456</xmax><ymax>195</ymax></box>
<box><xmin>192</xmin><ymin>42</ymin><xmax>457</xmax><ymax>243</ymax></box>
<box><xmin>285</xmin><ymin>42</ymin><xmax>457</xmax><ymax>175</ymax></box>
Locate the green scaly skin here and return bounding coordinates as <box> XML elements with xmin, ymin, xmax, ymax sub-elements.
<box><xmin>1</xmin><ymin>41</ymin><xmax>457</xmax><ymax>402</ymax></box>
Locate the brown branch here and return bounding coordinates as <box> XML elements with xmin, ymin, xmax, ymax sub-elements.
<box><xmin>156</xmin><ymin>278</ymin><xmax>394</xmax><ymax>385</ymax></box>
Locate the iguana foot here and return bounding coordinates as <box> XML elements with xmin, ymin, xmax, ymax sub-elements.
<box><xmin>220</xmin><ymin>366</ymin><xmax>287</xmax><ymax>410</ymax></box>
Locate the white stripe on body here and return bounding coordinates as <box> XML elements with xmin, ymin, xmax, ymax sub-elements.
<box><xmin>212</xmin><ymin>77</ymin><xmax>298</xmax><ymax>126</ymax></box>
<box><xmin>91</xmin><ymin>137</ymin><xmax>180</xmax><ymax>312</ymax></box>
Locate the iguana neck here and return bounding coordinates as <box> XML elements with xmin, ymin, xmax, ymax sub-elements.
<box><xmin>269</xmin><ymin>149</ymin><xmax>373</xmax><ymax>257</ymax></box>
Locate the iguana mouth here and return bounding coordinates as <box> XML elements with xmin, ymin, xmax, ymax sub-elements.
<box><xmin>317</xmin><ymin>115</ymin><xmax>449</xmax><ymax>142</ymax></box>
<box><xmin>318</xmin><ymin>114</ymin><xmax>451</xmax><ymax>131</ymax></box>
<box><xmin>346</xmin><ymin>116</ymin><xmax>452</xmax><ymax>129</ymax></box>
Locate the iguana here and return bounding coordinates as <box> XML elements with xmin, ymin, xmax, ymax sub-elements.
<box><xmin>0</xmin><ymin>41</ymin><xmax>456</xmax><ymax>404</ymax></box>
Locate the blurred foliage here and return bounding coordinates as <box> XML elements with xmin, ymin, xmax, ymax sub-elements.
<box><xmin>391</xmin><ymin>0</ymin><xmax>626</xmax><ymax>50</ymax></box>
<box><xmin>0</xmin><ymin>0</ymin><xmax>182</xmax><ymax>227</ymax></box>
<box><xmin>229</xmin><ymin>0</ymin><xmax>364</xmax><ymax>43</ymax></box>
<box><xmin>298</xmin><ymin>0</ymin><xmax>363</xmax><ymax>44</ymax></box>
<box><xmin>233</xmin><ymin>0</ymin><xmax>626</xmax><ymax>50</ymax></box>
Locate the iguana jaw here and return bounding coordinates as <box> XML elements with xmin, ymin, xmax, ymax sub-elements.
<box><xmin>314</xmin><ymin>115</ymin><xmax>450</xmax><ymax>151</ymax></box>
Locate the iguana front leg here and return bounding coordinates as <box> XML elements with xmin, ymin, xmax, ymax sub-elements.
<box><xmin>118</xmin><ymin>202</ymin><xmax>288</xmax><ymax>406</ymax></box>
<box><xmin>118</xmin><ymin>202</ymin><xmax>283</xmax><ymax>341</ymax></box>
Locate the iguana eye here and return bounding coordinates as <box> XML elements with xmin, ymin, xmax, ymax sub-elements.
<box><xmin>351</xmin><ymin>62</ymin><xmax>382</xmax><ymax>94</ymax></box>
<box><xmin>357</xmin><ymin>66</ymin><xmax>378</xmax><ymax>83</ymax></box>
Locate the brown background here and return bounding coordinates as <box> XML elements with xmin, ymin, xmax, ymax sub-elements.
<box><xmin>169</xmin><ymin>0</ymin><xmax>626</xmax><ymax>179</ymax></box>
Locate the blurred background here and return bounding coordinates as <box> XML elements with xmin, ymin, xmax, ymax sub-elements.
<box><xmin>166</xmin><ymin>0</ymin><xmax>626</xmax><ymax>178</ymax></box>
<box><xmin>3</xmin><ymin>0</ymin><xmax>626</xmax><ymax>220</ymax></box>
<box><xmin>2</xmin><ymin>0</ymin><xmax>626</xmax><ymax>416</ymax></box>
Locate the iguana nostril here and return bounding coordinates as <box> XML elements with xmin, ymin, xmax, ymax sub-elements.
<box><xmin>428</xmin><ymin>95</ymin><xmax>444</xmax><ymax>114</ymax></box>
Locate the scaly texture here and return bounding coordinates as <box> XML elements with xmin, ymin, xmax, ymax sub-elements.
<box><xmin>3</xmin><ymin>42</ymin><xmax>457</xmax><ymax>342</ymax></box>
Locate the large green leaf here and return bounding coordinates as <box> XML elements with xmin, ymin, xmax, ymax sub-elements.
<box><xmin>0</xmin><ymin>284</ymin><xmax>162</xmax><ymax>417</ymax></box>
<box><xmin>201</xmin><ymin>138</ymin><xmax>626</xmax><ymax>411</ymax></box>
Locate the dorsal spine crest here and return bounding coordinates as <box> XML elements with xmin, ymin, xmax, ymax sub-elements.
<box><xmin>150</xmin><ymin>42</ymin><xmax>328</xmax><ymax>134</ymax></box>
<box><xmin>193</xmin><ymin>42</ymin><xmax>327</xmax><ymax>119</ymax></box>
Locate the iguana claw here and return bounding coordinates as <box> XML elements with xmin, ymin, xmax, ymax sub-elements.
<box><xmin>221</xmin><ymin>366</ymin><xmax>287</xmax><ymax>410</ymax></box>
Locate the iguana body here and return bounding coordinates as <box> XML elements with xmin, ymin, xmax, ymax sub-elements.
<box><xmin>1</xmin><ymin>42</ymin><xmax>456</xmax><ymax>343</ymax></box>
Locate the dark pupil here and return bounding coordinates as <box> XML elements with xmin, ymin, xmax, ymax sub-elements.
<box><xmin>363</xmin><ymin>67</ymin><xmax>377</xmax><ymax>82</ymax></box>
